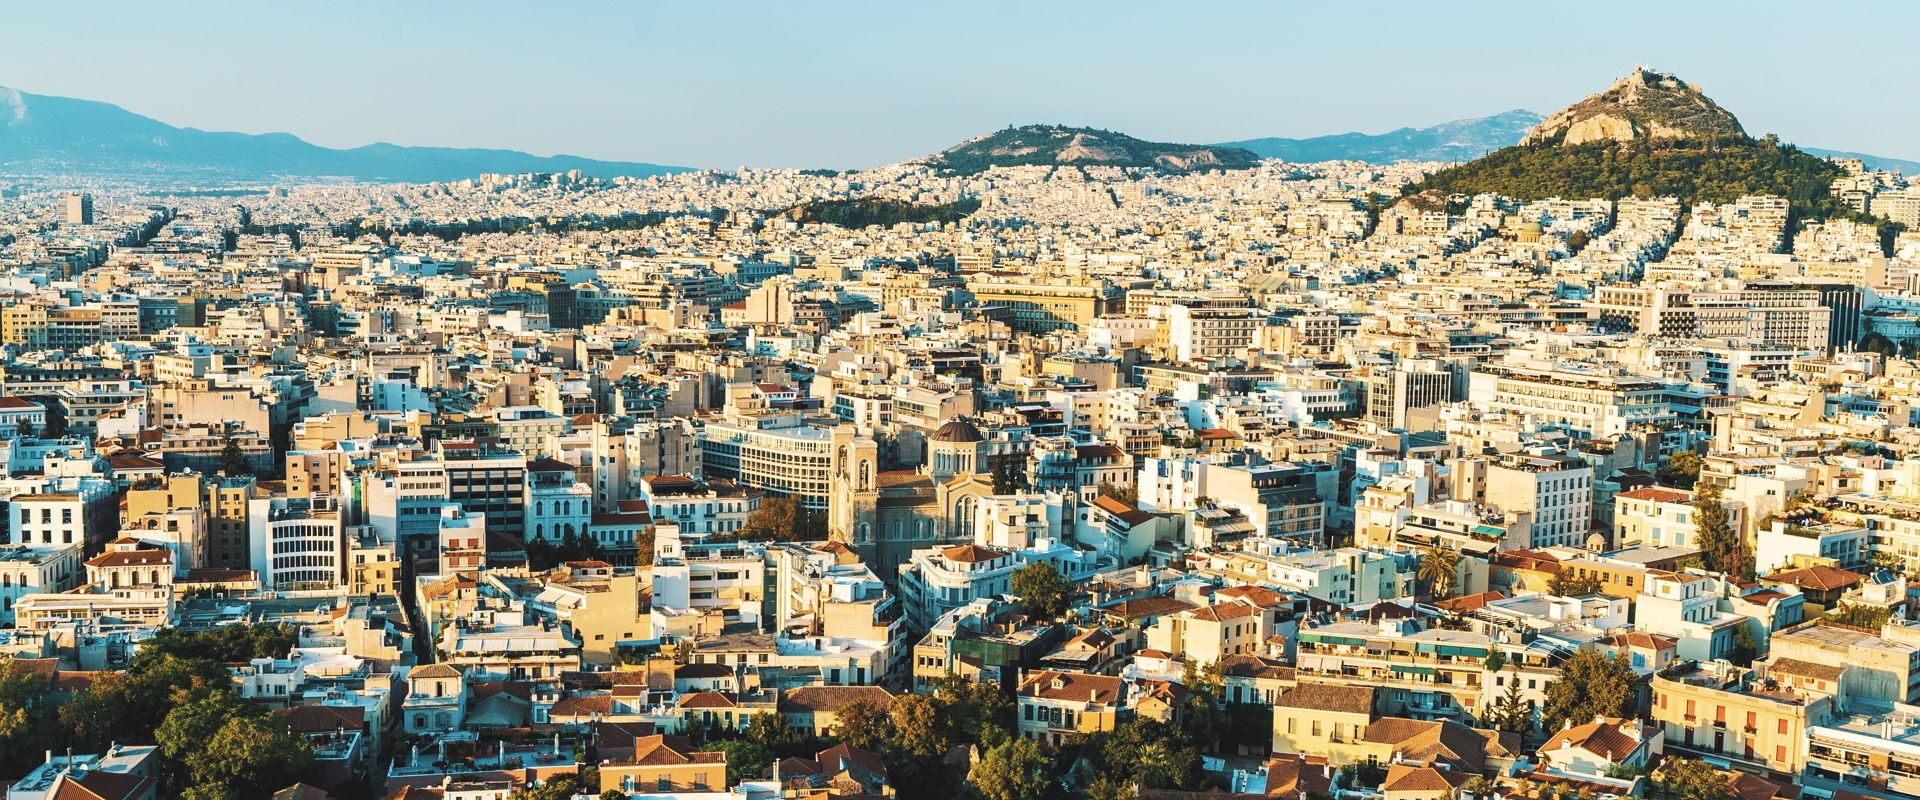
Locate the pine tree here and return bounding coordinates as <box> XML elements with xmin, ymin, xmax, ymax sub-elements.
<box><xmin>1692</xmin><ymin>484</ymin><xmax>1738</xmax><ymax>576</ymax></box>
<box><xmin>218</xmin><ymin>434</ymin><xmax>253</xmax><ymax>476</ymax></box>
<box><xmin>1488</xmin><ymin>667</ymin><xmax>1531</xmax><ymax>734</ymax></box>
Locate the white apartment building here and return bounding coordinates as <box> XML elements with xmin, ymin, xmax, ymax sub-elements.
<box><xmin>1166</xmin><ymin>305</ymin><xmax>1259</xmax><ymax>363</ymax></box>
<box><xmin>1613</xmin><ymin>487</ymin><xmax>1748</xmax><ymax>551</ymax></box>
<box><xmin>0</xmin><ymin>544</ymin><xmax>80</xmax><ymax>625</ymax></box>
<box><xmin>436</xmin><ymin>505</ymin><xmax>487</xmax><ymax>576</ymax></box>
<box><xmin>896</xmin><ymin>543</ymin><xmax>1016</xmax><ymax>630</ymax></box>
<box><xmin>637</xmin><ymin>475</ymin><xmax>759</xmax><ymax>538</ymax></box>
<box><xmin>523</xmin><ymin>458</ymin><xmax>591</xmax><ymax>545</ymax></box>
<box><xmin>699</xmin><ymin>417</ymin><xmax>835</xmax><ymax>511</ymax></box>
<box><xmin>1483</xmin><ymin>452</ymin><xmax>1594</xmax><ymax>549</ymax></box>
<box><xmin>1469</xmin><ymin>364</ymin><xmax>1675</xmax><ymax>438</ymax></box>
<box><xmin>8</xmin><ymin>491</ymin><xmax>95</xmax><ymax>548</ymax></box>
<box><xmin>492</xmin><ymin>406</ymin><xmax>571</xmax><ymax>457</ymax></box>
<box><xmin>249</xmin><ymin>496</ymin><xmax>347</xmax><ymax>592</ymax></box>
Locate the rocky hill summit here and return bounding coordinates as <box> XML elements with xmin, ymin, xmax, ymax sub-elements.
<box><xmin>927</xmin><ymin>125</ymin><xmax>1259</xmax><ymax>175</ymax></box>
<box><xmin>1520</xmin><ymin>66</ymin><xmax>1745</xmax><ymax>146</ymax></box>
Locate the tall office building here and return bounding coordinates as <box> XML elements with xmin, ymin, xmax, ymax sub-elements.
<box><xmin>1363</xmin><ymin>360</ymin><xmax>1457</xmax><ymax>430</ymax></box>
<box><xmin>61</xmin><ymin>193</ymin><xmax>93</xmax><ymax>225</ymax></box>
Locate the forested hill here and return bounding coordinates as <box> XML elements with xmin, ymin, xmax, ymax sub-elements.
<box><xmin>774</xmin><ymin>197</ymin><xmax>982</xmax><ymax>228</ymax></box>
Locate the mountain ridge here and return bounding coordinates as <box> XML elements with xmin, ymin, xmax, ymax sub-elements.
<box><xmin>1217</xmin><ymin>109</ymin><xmax>1545</xmax><ymax>164</ymax></box>
<box><xmin>0</xmin><ymin>86</ymin><xmax>692</xmax><ymax>184</ymax></box>
<box><xmin>1400</xmin><ymin>68</ymin><xmax>1904</xmax><ymax>252</ymax></box>
<box><xmin>925</xmin><ymin>125</ymin><xmax>1259</xmax><ymax>175</ymax></box>
<box><xmin>1521</xmin><ymin>66</ymin><xmax>1743</xmax><ymax>146</ymax></box>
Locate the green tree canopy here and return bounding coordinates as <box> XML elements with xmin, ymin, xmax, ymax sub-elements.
<box><xmin>830</xmin><ymin>699</ymin><xmax>891</xmax><ymax>752</ymax></box>
<box><xmin>0</xmin><ymin>659</ymin><xmax>51</xmax><ymax>775</ymax></box>
<box><xmin>1665</xmin><ymin>451</ymin><xmax>1702</xmax><ymax>487</ymax></box>
<box><xmin>159</xmin><ymin>690</ymin><xmax>312</xmax><ymax>798</ymax></box>
<box><xmin>704</xmin><ymin>738</ymin><xmax>774</xmax><ymax>785</ymax></box>
<box><xmin>1541</xmin><ymin>650</ymin><xmax>1638</xmax><ymax>731</ymax></box>
<box><xmin>219</xmin><ymin>434</ymin><xmax>253</xmax><ymax>476</ymax></box>
<box><xmin>971</xmin><ymin>738</ymin><xmax>1050</xmax><ymax>800</ymax></box>
<box><xmin>1418</xmin><ymin>541</ymin><xmax>1461</xmax><ymax>599</ymax></box>
<box><xmin>1659</xmin><ymin>757</ymin><xmax>1735</xmax><ymax>800</ymax></box>
<box><xmin>722</xmin><ymin>496</ymin><xmax>827</xmax><ymax>543</ymax></box>
<box><xmin>1011</xmin><ymin>562</ymin><xmax>1071</xmax><ymax>620</ymax></box>
<box><xmin>1487</xmin><ymin>667</ymin><xmax>1533</xmax><ymax>734</ymax></box>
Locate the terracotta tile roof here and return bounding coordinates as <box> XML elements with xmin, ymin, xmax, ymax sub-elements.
<box><xmin>1089</xmin><ymin>494</ymin><xmax>1154</xmax><ymax>526</ymax></box>
<box><xmin>1213</xmin><ymin>585</ymin><xmax>1290</xmax><ymax>607</ymax></box>
<box><xmin>1382</xmin><ymin>763</ymin><xmax>1471</xmax><ymax>793</ymax></box>
<box><xmin>1771</xmin><ymin>657</ymin><xmax>1844</xmax><ymax>682</ymax></box>
<box><xmin>679</xmin><ymin>691</ymin><xmax>739</xmax><ymax>709</ymax></box>
<box><xmin>1602</xmin><ymin>631</ymin><xmax>1677</xmax><ymax>650</ymax></box>
<box><xmin>84</xmin><ymin>549</ymin><xmax>173</xmax><ymax>568</ymax></box>
<box><xmin>1543</xmin><ymin>717</ymin><xmax>1643</xmax><ymax>761</ymax></box>
<box><xmin>1275</xmin><ymin>684</ymin><xmax>1374</xmax><ymax>715</ymax></box>
<box><xmin>625</xmin><ymin>734</ymin><xmax>725</xmax><ymax>766</ymax></box>
<box><xmin>779</xmin><ymin>686</ymin><xmax>893</xmax><ymax>713</ymax></box>
<box><xmin>1616</xmin><ymin>487</ymin><xmax>1692</xmax><ymax>503</ymax></box>
<box><xmin>1103</xmin><ymin>596</ymin><xmax>1197</xmax><ymax>619</ymax></box>
<box><xmin>939</xmin><ymin>543</ymin><xmax>1007</xmax><ymax>564</ymax></box>
<box><xmin>1362</xmin><ymin>717</ymin><xmax>1510</xmax><ymax>771</ymax></box>
<box><xmin>275</xmin><ymin>704</ymin><xmax>364</xmax><ymax>733</ymax></box>
<box><xmin>812</xmin><ymin>742</ymin><xmax>885</xmax><ymax>777</ymax></box>
<box><xmin>1768</xmin><ymin>565</ymin><xmax>1863</xmax><ymax>592</ymax></box>
<box><xmin>1187</xmin><ymin>602</ymin><xmax>1255</xmax><ymax>622</ymax></box>
<box><xmin>675</xmin><ymin>663</ymin><xmax>734</xmax><ymax>679</ymax></box>
<box><xmin>549</xmin><ymin>695</ymin><xmax>615</xmax><ymax>718</ymax></box>
<box><xmin>410</xmin><ymin>663</ymin><xmax>463</xmax><ymax>679</ymax></box>
<box><xmin>1018</xmin><ymin>670</ymin><xmax>1123</xmax><ymax>704</ymax></box>
<box><xmin>1434</xmin><ymin>591</ymin><xmax>1505</xmax><ymax>613</ymax></box>
<box><xmin>55</xmin><ymin>771</ymin><xmax>153</xmax><ymax>800</ymax></box>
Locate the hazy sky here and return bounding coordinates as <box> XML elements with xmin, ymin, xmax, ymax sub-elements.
<box><xmin>4</xmin><ymin>0</ymin><xmax>1915</xmax><ymax>169</ymax></box>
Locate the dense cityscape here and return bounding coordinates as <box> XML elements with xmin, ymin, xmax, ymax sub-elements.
<box><xmin>4</xmin><ymin>31</ymin><xmax>1920</xmax><ymax>800</ymax></box>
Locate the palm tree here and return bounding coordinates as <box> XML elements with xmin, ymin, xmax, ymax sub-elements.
<box><xmin>1418</xmin><ymin>541</ymin><xmax>1461</xmax><ymax>600</ymax></box>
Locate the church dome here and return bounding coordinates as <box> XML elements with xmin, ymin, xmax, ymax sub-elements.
<box><xmin>930</xmin><ymin>418</ymin><xmax>984</xmax><ymax>444</ymax></box>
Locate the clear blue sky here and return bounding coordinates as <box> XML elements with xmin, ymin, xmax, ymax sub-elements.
<box><xmin>3</xmin><ymin>0</ymin><xmax>1915</xmax><ymax>169</ymax></box>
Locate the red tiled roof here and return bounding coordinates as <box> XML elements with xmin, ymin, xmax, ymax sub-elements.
<box><xmin>1616</xmin><ymin>487</ymin><xmax>1692</xmax><ymax>503</ymax></box>
<box><xmin>939</xmin><ymin>544</ymin><xmax>1006</xmax><ymax>563</ymax></box>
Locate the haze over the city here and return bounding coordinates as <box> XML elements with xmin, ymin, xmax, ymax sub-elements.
<box><xmin>6</xmin><ymin>0</ymin><xmax>1918</xmax><ymax>168</ymax></box>
<box><xmin>9</xmin><ymin>6</ymin><xmax>1920</xmax><ymax>800</ymax></box>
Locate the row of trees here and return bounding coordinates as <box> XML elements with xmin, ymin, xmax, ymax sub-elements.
<box><xmin>777</xmin><ymin>197</ymin><xmax>983</xmax><ymax>229</ymax></box>
<box><xmin>0</xmin><ymin>625</ymin><xmax>314</xmax><ymax>799</ymax></box>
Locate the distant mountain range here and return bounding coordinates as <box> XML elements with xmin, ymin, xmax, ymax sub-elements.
<box><xmin>0</xmin><ymin>86</ymin><xmax>691</xmax><ymax>185</ymax></box>
<box><xmin>1217</xmin><ymin>109</ymin><xmax>1544</xmax><ymax>164</ymax></box>
<box><xmin>3</xmin><ymin>84</ymin><xmax>1917</xmax><ymax>186</ymax></box>
<box><xmin>925</xmin><ymin>125</ymin><xmax>1259</xmax><ymax>175</ymax></box>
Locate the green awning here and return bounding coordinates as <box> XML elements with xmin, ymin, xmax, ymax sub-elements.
<box><xmin>1473</xmin><ymin>525</ymin><xmax>1505</xmax><ymax>536</ymax></box>
<box><xmin>1392</xmin><ymin>665</ymin><xmax>1437</xmax><ymax>676</ymax></box>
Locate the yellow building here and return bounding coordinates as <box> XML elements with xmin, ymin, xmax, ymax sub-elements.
<box><xmin>1017</xmin><ymin>670</ymin><xmax>1124</xmax><ymax>746</ymax></box>
<box><xmin>1270</xmin><ymin>683</ymin><xmax>1377</xmax><ymax>760</ymax></box>
<box><xmin>966</xmin><ymin>280</ymin><xmax>1124</xmax><ymax>333</ymax></box>
<box><xmin>1651</xmin><ymin>661</ymin><xmax>1837</xmax><ymax>777</ymax></box>
<box><xmin>599</xmin><ymin>735</ymin><xmax>728</xmax><ymax>795</ymax></box>
<box><xmin>1</xmin><ymin>304</ymin><xmax>48</xmax><ymax>349</ymax></box>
